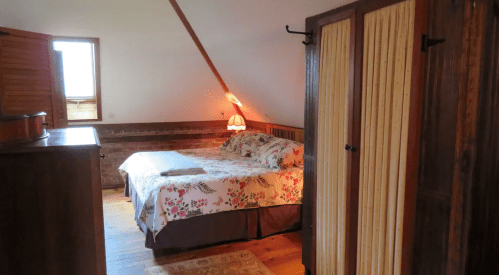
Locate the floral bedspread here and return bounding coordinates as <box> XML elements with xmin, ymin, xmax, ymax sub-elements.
<box><xmin>118</xmin><ymin>147</ymin><xmax>303</xmax><ymax>238</ymax></box>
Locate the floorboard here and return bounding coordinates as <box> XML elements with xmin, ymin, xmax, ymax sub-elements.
<box><xmin>102</xmin><ymin>189</ymin><xmax>305</xmax><ymax>275</ymax></box>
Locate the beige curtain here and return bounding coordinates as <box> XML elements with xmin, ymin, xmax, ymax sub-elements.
<box><xmin>356</xmin><ymin>1</ymin><xmax>415</xmax><ymax>275</ymax></box>
<box><xmin>316</xmin><ymin>19</ymin><xmax>351</xmax><ymax>275</ymax></box>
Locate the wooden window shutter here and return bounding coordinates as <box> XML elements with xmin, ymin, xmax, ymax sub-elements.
<box><xmin>0</xmin><ymin>27</ymin><xmax>67</xmax><ymax>128</ymax></box>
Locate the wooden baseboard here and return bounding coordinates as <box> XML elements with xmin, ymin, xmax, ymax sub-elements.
<box><xmin>102</xmin><ymin>183</ymin><xmax>125</xmax><ymax>190</ymax></box>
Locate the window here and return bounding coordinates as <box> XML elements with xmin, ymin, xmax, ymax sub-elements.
<box><xmin>53</xmin><ymin>37</ymin><xmax>101</xmax><ymax>121</ymax></box>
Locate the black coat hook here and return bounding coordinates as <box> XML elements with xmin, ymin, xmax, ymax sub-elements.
<box><xmin>286</xmin><ymin>25</ymin><xmax>313</xmax><ymax>45</ymax></box>
<box><xmin>421</xmin><ymin>34</ymin><xmax>445</xmax><ymax>52</ymax></box>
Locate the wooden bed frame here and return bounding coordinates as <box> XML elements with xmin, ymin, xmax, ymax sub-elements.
<box><xmin>247</xmin><ymin>120</ymin><xmax>304</xmax><ymax>143</ymax></box>
<box><xmin>266</xmin><ymin>124</ymin><xmax>304</xmax><ymax>143</ymax></box>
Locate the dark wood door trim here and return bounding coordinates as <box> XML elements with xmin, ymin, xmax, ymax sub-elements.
<box><xmin>302</xmin><ymin>13</ymin><xmax>319</xmax><ymax>275</ymax></box>
<box><xmin>400</xmin><ymin>0</ymin><xmax>428</xmax><ymax>273</ymax></box>
<box><xmin>345</xmin><ymin>12</ymin><xmax>359</xmax><ymax>275</ymax></box>
<box><xmin>357</xmin><ymin>0</ymin><xmax>408</xmax><ymax>14</ymax></box>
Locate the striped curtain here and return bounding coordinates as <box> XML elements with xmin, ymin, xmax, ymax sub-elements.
<box><xmin>316</xmin><ymin>18</ymin><xmax>351</xmax><ymax>275</ymax></box>
<box><xmin>356</xmin><ymin>1</ymin><xmax>415</xmax><ymax>275</ymax></box>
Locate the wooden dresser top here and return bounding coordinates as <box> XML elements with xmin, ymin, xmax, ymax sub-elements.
<box><xmin>0</xmin><ymin>127</ymin><xmax>100</xmax><ymax>154</ymax></box>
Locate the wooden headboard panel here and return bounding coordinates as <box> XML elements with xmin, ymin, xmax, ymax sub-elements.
<box><xmin>265</xmin><ymin>124</ymin><xmax>304</xmax><ymax>143</ymax></box>
<box><xmin>245</xmin><ymin>120</ymin><xmax>304</xmax><ymax>143</ymax></box>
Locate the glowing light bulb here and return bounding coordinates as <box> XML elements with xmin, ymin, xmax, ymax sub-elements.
<box><xmin>225</xmin><ymin>92</ymin><xmax>242</xmax><ymax>107</ymax></box>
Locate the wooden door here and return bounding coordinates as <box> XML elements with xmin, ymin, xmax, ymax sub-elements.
<box><xmin>354</xmin><ymin>1</ymin><xmax>425</xmax><ymax>274</ymax></box>
<box><xmin>315</xmin><ymin>13</ymin><xmax>356</xmax><ymax>275</ymax></box>
<box><xmin>303</xmin><ymin>6</ymin><xmax>358</xmax><ymax>275</ymax></box>
<box><xmin>303</xmin><ymin>0</ymin><xmax>426</xmax><ymax>274</ymax></box>
<box><xmin>0</xmin><ymin>27</ymin><xmax>64</xmax><ymax>128</ymax></box>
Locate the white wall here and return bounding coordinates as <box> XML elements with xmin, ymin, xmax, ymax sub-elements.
<box><xmin>0</xmin><ymin>0</ymin><xmax>355</xmax><ymax>128</ymax></box>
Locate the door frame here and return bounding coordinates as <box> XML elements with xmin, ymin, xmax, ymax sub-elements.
<box><xmin>302</xmin><ymin>0</ymin><xmax>427</xmax><ymax>274</ymax></box>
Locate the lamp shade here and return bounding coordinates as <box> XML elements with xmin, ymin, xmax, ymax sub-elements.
<box><xmin>227</xmin><ymin>114</ymin><xmax>246</xmax><ymax>131</ymax></box>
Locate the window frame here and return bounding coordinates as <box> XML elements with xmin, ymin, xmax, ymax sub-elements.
<box><xmin>52</xmin><ymin>36</ymin><xmax>102</xmax><ymax>122</ymax></box>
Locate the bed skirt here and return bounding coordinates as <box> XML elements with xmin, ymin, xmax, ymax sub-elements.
<box><xmin>126</xmin><ymin>176</ymin><xmax>302</xmax><ymax>251</ymax></box>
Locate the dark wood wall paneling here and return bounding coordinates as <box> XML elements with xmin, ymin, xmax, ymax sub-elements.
<box><xmin>465</xmin><ymin>0</ymin><xmax>499</xmax><ymax>273</ymax></box>
<box><xmin>0</xmin><ymin>27</ymin><xmax>63</xmax><ymax>128</ymax></box>
<box><xmin>76</xmin><ymin>120</ymin><xmax>304</xmax><ymax>189</ymax></box>
<box><xmin>447</xmin><ymin>0</ymin><xmax>485</xmax><ymax>273</ymax></box>
<box><xmin>414</xmin><ymin>0</ymin><xmax>499</xmax><ymax>274</ymax></box>
<box><xmin>90</xmin><ymin>120</ymin><xmax>231</xmax><ymax>143</ymax></box>
<box><xmin>74</xmin><ymin>120</ymin><xmax>232</xmax><ymax>189</ymax></box>
<box><xmin>412</xmin><ymin>0</ymin><xmax>465</xmax><ymax>273</ymax></box>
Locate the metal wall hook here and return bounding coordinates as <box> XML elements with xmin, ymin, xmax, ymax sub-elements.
<box><xmin>421</xmin><ymin>34</ymin><xmax>445</xmax><ymax>52</ymax></box>
<box><xmin>286</xmin><ymin>25</ymin><xmax>313</xmax><ymax>45</ymax></box>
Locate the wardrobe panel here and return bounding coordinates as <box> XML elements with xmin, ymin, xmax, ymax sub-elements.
<box><xmin>316</xmin><ymin>19</ymin><xmax>351</xmax><ymax>275</ymax></box>
<box><xmin>356</xmin><ymin>1</ymin><xmax>415</xmax><ymax>274</ymax></box>
<box><xmin>303</xmin><ymin>1</ymin><xmax>425</xmax><ymax>274</ymax></box>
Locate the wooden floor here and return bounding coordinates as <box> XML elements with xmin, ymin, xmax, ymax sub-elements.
<box><xmin>102</xmin><ymin>189</ymin><xmax>304</xmax><ymax>275</ymax></box>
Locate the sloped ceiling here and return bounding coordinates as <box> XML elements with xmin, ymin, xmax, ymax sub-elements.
<box><xmin>0</xmin><ymin>0</ymin><xmax>355</xmax><ymax>128</ymax></box>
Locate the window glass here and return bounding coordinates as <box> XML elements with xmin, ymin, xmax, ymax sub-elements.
<box><xmin>53</xmin><ymin>41</ymin><xmax>95</xmax><ymax>99</ymax></box>
<box><xmin>53</xmin><ymin>37</ymin><xmax>101</xmax><ymax>122</ymax></box>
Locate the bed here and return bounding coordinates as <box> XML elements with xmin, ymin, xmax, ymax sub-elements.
<box><xmin>119</xmin><ymin>128</ymin><xmax>304</xmax><ymax>253</ymax></box>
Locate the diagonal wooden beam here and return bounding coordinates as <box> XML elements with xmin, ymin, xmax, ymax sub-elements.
<box><xmin>169</xmin><ymin>0</ymin><xmax>246</xmax><ymax>120</ymax></box>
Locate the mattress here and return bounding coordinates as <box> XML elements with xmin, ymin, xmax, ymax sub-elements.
<box><xmin>119</xmin><ymin>147</ymin><xmax>303</xmax><ymax>238</ymax></box>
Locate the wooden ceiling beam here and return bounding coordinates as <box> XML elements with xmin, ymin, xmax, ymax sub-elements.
<box><xmin>169</xmin><ymin>0</ymin><xmax>246</xmax><ymax>120</ymax></box>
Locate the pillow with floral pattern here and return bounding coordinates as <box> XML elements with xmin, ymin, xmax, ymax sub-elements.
<box><xmin>252</xmin><ymin>137</ymin><xmax>304</xmax><ymax>168</ymax></box>
<box><xmin>220</xmin><ymin>131</ymin><xmax>274</xmax><ymax>156</ymax></box>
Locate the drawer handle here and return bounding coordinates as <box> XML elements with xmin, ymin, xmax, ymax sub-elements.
<box><xmin>100</xmin><ymin>154</ymin><xmax>105</xmax><ymax>159</ymax></box>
